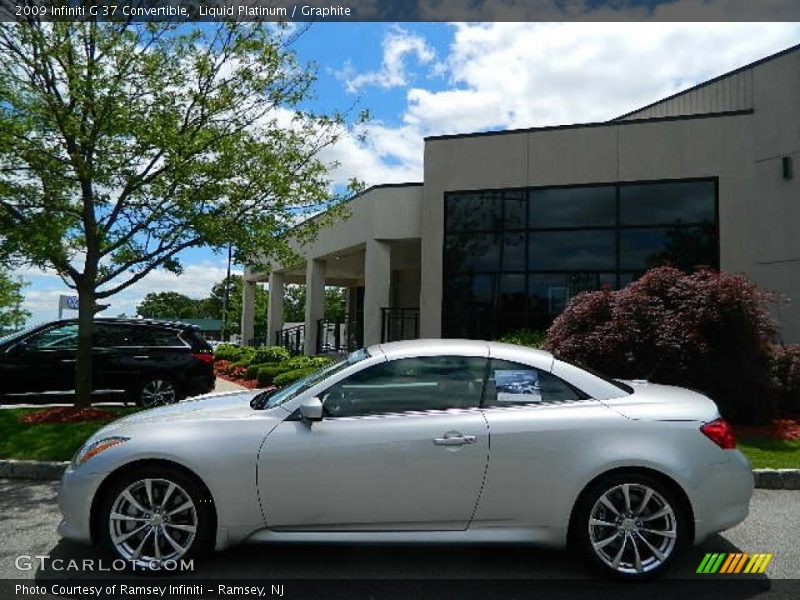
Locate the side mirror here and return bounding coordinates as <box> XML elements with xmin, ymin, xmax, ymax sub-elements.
<box><xmin>299</xmin><ymin>397</ymin><xmax>323</xmax><ymax>422</ymax></box>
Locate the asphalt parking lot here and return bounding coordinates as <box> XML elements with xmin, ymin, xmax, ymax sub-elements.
<box><xmin>0</xmin><ymin>479</ymin><xmax>797</xmax><ymax>584</ymax></box>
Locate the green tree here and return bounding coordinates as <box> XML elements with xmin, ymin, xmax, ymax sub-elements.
<box><xmin>0</xmin><ymin>20</ymin><xmax>359</xmax><ymax>406</ymax></box>
<box><xmin>284</xmin><ymin>284</ymin><xmax>347</xmax><ymax>322</ymax></box>
<box><xmin>0</xmin><ymin>272</ymin><xmax>29</xmax><ymax>330</ymax></box>
<box><xmin>136</xmin><ymin>291</ymin><xmax>206</xmax><ymax>320</ymax></box>
<box><xmin>204</xmin><ymin>274</ymin><xmax>268</xmax><ymax>337</ymax></box>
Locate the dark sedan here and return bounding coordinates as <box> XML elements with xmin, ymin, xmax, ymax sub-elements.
<box><xmin>0</xmin><ymin>318</ymin><xmax>215</xmax><ymax>406</ymax></box>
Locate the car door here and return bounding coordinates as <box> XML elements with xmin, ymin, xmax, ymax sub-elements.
<box><xmin>0</xmin><ymin>322</ymin><xmax>79</xmax><ymax>395</ymax></box>
<box><xmin>258</xmin><ymin>355</ymin><xmax>490</xmax><ymax>531</ymax></box>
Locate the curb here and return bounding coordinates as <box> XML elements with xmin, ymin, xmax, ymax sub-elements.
<box><xmin>0</xmin><ymin>460</ymin><xmax>69</xmax><ymax>481</ymax></box>
<box><xmin>0</xmin><ymin>460</ymin><xmax>799</xmax><ymax>488</ymax></box>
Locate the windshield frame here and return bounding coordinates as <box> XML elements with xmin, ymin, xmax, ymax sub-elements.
<box><xmin>252</xmin><ymin>348</ymin><xmax>371</xmax><ymax>410</ymax></box>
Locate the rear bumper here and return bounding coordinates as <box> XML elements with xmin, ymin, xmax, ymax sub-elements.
<box><xmin>691</xmin><ymin>450</ymin><xmax>754</xmax><ymax>543</ymax></box>
<box><xmin>181</xmin><ymin>372</ymin><xmax>215</xmax><ymax>397</ymax></box>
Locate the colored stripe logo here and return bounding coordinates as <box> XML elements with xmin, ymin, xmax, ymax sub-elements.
<box><xmin>696</xmin><ymin>553</ymin><xmax>773</xmax><ymax>574</ymax></box>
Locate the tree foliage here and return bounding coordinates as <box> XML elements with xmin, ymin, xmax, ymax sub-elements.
<box><xmin>546</xmin><ymin>267</ymin><xmax>780</xmax><ymax>423</ymax></box>
<box><xmin>0</xmin><ymin>271</ymin><xmax>29</xmax><ymax>330</ymax></box>
<box><xmin>0</xmin><ymin>20</ymin><xmax>359</xmax><ymax>404</ymax></box>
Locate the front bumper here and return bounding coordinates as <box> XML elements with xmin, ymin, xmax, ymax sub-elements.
<box><xmin>57</xmin><ymin>465</ymin><xmax>107</xmax><ymax>545</ymax></box>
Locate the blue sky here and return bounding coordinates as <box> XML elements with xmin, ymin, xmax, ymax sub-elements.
<box><xmin>13</xmin><ymin>21</ymin><xmax>800</xmax><ymax>325</ymax></box>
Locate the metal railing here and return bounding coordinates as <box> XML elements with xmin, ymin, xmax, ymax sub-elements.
<box><xmin>274</xmin><ymin>324</ymin><xmax>305</xmax><ymax>356</ymax></box>
<box><xmin>381</xmin><ymin>308</ymin><xmax>420</xmax><ymax>343</ymax></box>
<box><xmin>316</xmin><ymin>319</ymin><xmax>363</xmax><ymax>355</ymax></box>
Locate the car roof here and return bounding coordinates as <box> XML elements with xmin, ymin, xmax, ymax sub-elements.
<box><xmin>372</xmin><ymin>339</ymin><xmax>554</xmax><ymax>363</ymax></box>
<box><xmin>43</xmin><ymin>318</ymin><xmax>195</xmax><ymax>330</ymax></box>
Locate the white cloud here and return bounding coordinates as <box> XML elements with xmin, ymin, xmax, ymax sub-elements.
<box><xmin>326</xmin><ymin>22</ymin><xmax>800</xmax><ymax>186</ymax></box>
<box><xmin>338</xmin><ymin>25</ymin><xmax>436</xmax><ymax>93</ymax></box>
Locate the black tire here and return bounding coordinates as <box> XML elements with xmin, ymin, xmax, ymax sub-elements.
<box><xmin>574</xmin><ymin>473</ymin><xmax>688</xmax><ymax>579</ymax></box>
<box><xmin>133</xmin><ymin>377</ymin><xmax>181</xmax><ymax>408</ymax></box>
<box><xmin>98</xmin><ymin>466</ymin><xmax>215</xmax><ymax>571</ymax></box>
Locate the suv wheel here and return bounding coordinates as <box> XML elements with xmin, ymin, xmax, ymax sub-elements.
<box><xmin>136</xmin><ymin>378</ymin><xmax>179</xmax><ymax>408</ymax></box>
<box><xmin>575</xmin><ymin>474</ymin><xmax>687</xmax><ymax>578</ymax></box>
<box><xmin>99</xmin><ymin>466</ymin><xmax>214</xmax><ymax>570</ymax></box>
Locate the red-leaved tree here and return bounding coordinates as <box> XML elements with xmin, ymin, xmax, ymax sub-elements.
<box><xmin>546</xmin><ymin>267</ymin><xmax>780</xmax><ymax>423</ymax></box>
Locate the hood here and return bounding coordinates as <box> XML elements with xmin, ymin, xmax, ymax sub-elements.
<box><xmin>111</xmin><ymin>389</ymin><xmax>261</xmax><ymax>427</ymax></box>
<box><xmin>602</xmin><ymin>381</ymin><xmax>720</xmax><ymax>422</ymax></box>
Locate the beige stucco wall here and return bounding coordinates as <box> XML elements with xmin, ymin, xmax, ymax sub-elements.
<box><xmin>422</xmin><ymin>69</ymin><xmax>800</xmax><ymax>342</ymax></box>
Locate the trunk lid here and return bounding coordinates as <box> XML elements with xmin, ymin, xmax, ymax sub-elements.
<box><xmin>602</xmin><ymin>380</ymin><xmax>719</xmax><ymax>422</ymax></box>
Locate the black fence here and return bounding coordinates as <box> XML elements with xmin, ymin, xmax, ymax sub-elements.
<box><xmin>381</xmin><ymin>308</ymin><xmax>420</xmax><ymax>343</ymax></box>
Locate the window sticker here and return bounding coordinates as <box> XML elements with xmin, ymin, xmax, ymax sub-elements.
<box><xmin>495</xmin><ymin>369</ymin><xmax>542</xmax><ymax>403</ymax></box>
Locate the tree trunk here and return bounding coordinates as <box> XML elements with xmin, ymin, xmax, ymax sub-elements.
<box><xmin>74</xmin><ymin>283</ymin><xmax>95</xmax><ymax>408</ymax></box>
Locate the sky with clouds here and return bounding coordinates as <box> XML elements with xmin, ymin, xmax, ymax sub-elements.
<box><xmin>11</xmin><ymin>20</ymin><xmax>800</xmax><ymax>326</ymax></box>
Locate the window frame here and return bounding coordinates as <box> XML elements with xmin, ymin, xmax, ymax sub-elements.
<box><xmin>318</xmin><ymin>354</ymin><xmax>490</xmax><ymax>419</ymax></box>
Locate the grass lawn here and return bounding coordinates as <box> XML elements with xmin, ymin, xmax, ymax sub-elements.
<box><xmin>0</xmin><ymin>407</ymin><xmax>140</xmax><ymax>462</ymax></box>
<box><xmin>737</xmin><ymin>437</ymin><xmax>800</xmax><ymax>469</ymax></box>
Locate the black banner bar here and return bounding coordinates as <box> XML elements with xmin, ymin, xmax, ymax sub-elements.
<box><xmin>3</xmin><ymin>0</ymin><xmax>800</xmax><ymax>23</ymax></box>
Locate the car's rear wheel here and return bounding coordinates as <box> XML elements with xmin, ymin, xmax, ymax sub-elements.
<box><xmin>135</xmin><ymin>378</ymin><xmax>179</xmax><ymax>408</ymax></box>
<box><xmin>575</xmin><ymin>473</ymin><xmax>687</xmax><ymax>578</ymax></box>
<box><xmin>99</xmin><ymin>466</ymin><xmax>214</xmax><ymax>570</ymax></box>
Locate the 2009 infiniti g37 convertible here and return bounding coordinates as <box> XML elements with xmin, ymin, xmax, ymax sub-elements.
<box><xmin>58</xmin><ymin>340</ymin><xmax>753</xmax><ymax>578</ymax></box>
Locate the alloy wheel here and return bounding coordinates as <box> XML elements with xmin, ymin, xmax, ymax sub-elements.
<box><xmin>140</xmin><ymin>380</ymin><xmax>176</xmax><ymax>407</ymax></box>
<box><xmin>108</xmin><ymin>478</ymin><xmax>197</xmax><ymax>568</ymax></box>
<box><xmin>588</xmin><ymin>482</ymin><xmax>678</xmax><ymax>575</ymax></box>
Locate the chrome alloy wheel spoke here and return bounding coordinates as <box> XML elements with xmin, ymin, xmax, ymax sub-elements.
<box><xmin>588</xmin><ymin>483</ymin><xmax>677</xmax><ymax>575</ymax></box>
<box><xmin>109</xmin><ymin>478</ymin><xmax>197</xmax><ymax>568</ymax></box>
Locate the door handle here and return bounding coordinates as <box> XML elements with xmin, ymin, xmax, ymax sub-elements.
<box><xmin>433</xmin><ymin>434</ymin><xmax>476</xmax><ymax>446</ymax></box>
<box><xmin>60</xmin><ymin>359</ymin><xmax>76</xmax><ymax>363</ymax></box>
<box><xmin>132</xmin><ymin>355</ymin><xmax>150</xmax><ymax>360</ymax></box>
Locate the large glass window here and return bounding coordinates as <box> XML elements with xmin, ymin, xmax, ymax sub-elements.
<box><xmin>321</xmin><ymin>356</ymin><xmax>487</xmax><ymax>417</ymax></box>
<box><xmin>26</xmin><ymin>323</ymin><xmax>79</xmax><ymax>350</ymax></box>
<box><xmin>484</xmin><ymin>359</ymin><xmax>583</xmax><ymax>405</ymax></box>
<box><xmin>443</xmin><ymin>179</ymin><xmax>718</xmax><ymax>339</ymax></box>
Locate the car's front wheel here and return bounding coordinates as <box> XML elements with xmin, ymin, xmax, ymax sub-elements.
<box><xmin>99</xmin><ymin>467</ymin><xmax>214</xmax><ymax>570</ymax></box>
<box><xmin>575</xmin><ymin>473</ymin><xmax>687</xmax><ymax>578</ymax></box>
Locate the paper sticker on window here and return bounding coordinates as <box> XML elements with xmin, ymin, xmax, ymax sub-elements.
<box><xmin>495</xmin><ymin>369</ymin><xmax>542</xmax><ymax>403</ymax></box>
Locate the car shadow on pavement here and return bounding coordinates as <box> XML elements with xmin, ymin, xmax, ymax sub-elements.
<box><xmin>34</xmin><ymin>534</ymin><xmax>774</xmax><ymax>600</ymax></box>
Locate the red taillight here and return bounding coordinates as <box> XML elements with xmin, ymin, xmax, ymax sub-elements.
<box><xmin>191</xmin><ymin>352</ymin><xmax>215</xmax><ymax>365</ymax></box>
<box><xmin>700</xmin><ymin>418</ymin><xmax>737</xmax><ymax>449</ymax></box>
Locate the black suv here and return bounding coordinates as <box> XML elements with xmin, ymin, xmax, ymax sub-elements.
<box><xmin>0</xmin><ymin>318</ymin><xmax>215</xmax><ymax>407</ymax></box>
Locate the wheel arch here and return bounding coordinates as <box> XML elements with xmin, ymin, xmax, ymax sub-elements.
<box><xmin>566</xmin><ymin>466</ymin><xmax>695</xmax><ymax>547</ymax></box>
<box><xmin>89</xmin><ymin>458</ymin><xmax>217</xmax><ymax>545</ymax></box>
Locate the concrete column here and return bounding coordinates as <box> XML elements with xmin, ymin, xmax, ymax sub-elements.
<box><xmin>364</xmin><ymin>239</ymin><xmax>391</xmax><ymax>347</ymax></box>
<box><xmin>303</xmin><ymin>259</ymin><xmax>325</xmax><ymax>355</ymax></box>
<box><xmin>266</xmin><ymin>271</ymin><xmax>285</xmax><ymax>347</ymax></box>
<box><xmin>241</xmin><ymin>279</ymin><xmax>255</xmax><ymax>346</ymax></box>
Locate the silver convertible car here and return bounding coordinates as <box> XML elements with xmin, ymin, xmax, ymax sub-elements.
<box><xmin>58</xmin><ymin>340</ymin><xmax>753</xmax><ymax>578</ymax></box>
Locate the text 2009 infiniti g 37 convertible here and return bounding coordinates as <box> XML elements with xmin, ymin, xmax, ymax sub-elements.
<box><xmin>58</xmin><ymin>340</ymin><xmax>753</xmax><ymax>578</ymax></box>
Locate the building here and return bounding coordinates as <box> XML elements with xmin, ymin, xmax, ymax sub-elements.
<box><xmin>242</xmin><ymin>43</ymin><xmax>800</xmax><ymax>354</ymax></box>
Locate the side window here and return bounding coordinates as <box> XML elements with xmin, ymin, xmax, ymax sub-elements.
<box><xmin>484</xmin><ymin>359</ymin><xmax>583</xmax><ymax>405</ymax></box>
<box><xmin>93</xmin><ymin>323</ymin><xmax>131</xmax><ymax>347</ymax></box>
<box><xmin>26</xmin><ymin>324</ymin><xmax>79</xmax><ymax>350</ymax></box>
<box><xmin>322</xmin><ymin>355</ymin><xmax>487</xmax><ymax>418</ymax></box>
<box><xmin>131</xmin><ymin>327</ymin><xmax>183</xmax><ymax>347</ymax></box>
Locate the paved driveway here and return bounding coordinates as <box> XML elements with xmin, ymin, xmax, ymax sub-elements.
<box><xmin>0</xmin><ymin>480</ymin><xmax>796</xmax><ymax>584</ymax></box>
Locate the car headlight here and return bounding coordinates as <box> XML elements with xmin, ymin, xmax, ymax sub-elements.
<box><xmin>71</xmin><ymin>437</ymin><xmax>129</xmax><ymax>469</ymax></box>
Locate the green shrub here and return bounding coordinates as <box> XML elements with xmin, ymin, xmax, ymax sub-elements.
<box><xmin>498</xmin><ymin>329</ymin><xmax>547</xmax><ymax>349</ymax></box>
<box><xmin>213</xmin><ymin>344</ymin><xmax>244</xmax><ymax>362</ymax></box>
<box><xmin>245</xmin><ymin>362</ymin><xmax>271</xmax><ymax>380</ymax></box>
<box><xmin>256</xmin><ymin>364</ymin><xmax>288</xmax><ymax>386</ymax></box>
<box><xmin>252</xmin><ymin>346</ymin><xmax>291</xmax><ymax>364</ymax></box>
<box><xmin>274</xmin><ymin>367</ymin><xmax>318</xmax><ymax>387</ymax></box>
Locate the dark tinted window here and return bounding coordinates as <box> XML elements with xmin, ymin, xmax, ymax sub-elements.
<box><xmin>529</xmin><ymin>230</ymin><xmax>615</xmax><ymax>271</ymax></box>
<box><xmin>529</xmin><ymin>186</ymin><xmax>616</xmax><ymax>228</ymax></box>
<box><xmin>93</xmin><ymin>323</ymin><xmax>182</xmax><ymax>347</ymax></box>
<box><xmin>445</xmin><ymin>234</ymin><xmax>501</xmax><ymax>273</ymax></box>
<box><xmin>619</xmin><ymin>180</ymin><xmax>715</xmax><ymax>226</ymax></box>
<box><xmin>322</xmin><ymin>356</ymin><xmax>487</xmax><ymax>417</ymax></box>
<box><xmin>26</xmin><ymin>323</ymin><xmax>79</xmax><ymax>350</ymax></box>
<box><xmin>446</xmin><ymin>192</ymin><xmax>502</xmax><ymax>232</ymax></box>
<box><xmin>484</xmin><ymin>359</ymin><xmax>582</xmax><ymax>405</ymax></box>
<box><xmin>619</xmin><ymin>226</ymin><xmax>717</xmax><ymax>271</ymax></box>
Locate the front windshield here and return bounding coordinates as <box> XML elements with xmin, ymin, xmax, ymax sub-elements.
<box><xmin>252</xmin><ymin>348</ymin><xmax>371</xmax><ymax>410</ymax></box>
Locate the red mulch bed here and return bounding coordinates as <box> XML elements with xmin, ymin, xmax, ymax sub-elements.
<box><xmin>217</xmin><ymin>375</ymin><xmax>261</xmax><ymax>389</ymax></box>
<box><xmin>20</xmin><ymin>407</ymin><xmax>121</xmax><ymax>424</ymax></box>
<box><xmin>734</xmin><ymin>418</ymin><xmax>800</xmax><ymax>441</ymax></box>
